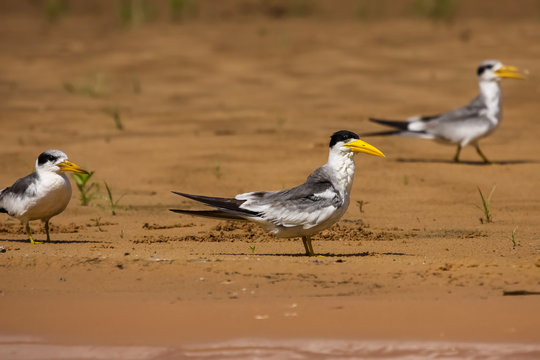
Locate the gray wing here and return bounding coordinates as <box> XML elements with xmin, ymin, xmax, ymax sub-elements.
<box><xmin>421</xmin><ymin>96</ymin><xmax>492</xmax><ymax>142</ymax></box>
<box><xmin>0</xmin><ymin>188</ymin><xmax>5</xmax><ymax>213</ymax></box>
<box><xmin>367</xmin><ymin>96</ymin><xmax>487</xmax><ymax>137</ymax></box>
<box><xmin>0</xmin><ymin>173</ymin><xmax>38</xmax><ymax>213</ymax></box>
<box><xmin>0</xmin><ymin>173</ymin><xmax>38</xmax><ymax>198</ymax></box>
<box><xmin>236</xmin><ymin>166</ymin><xmax>344</xmax><ymax>228</ymax></box>
<box><xmin>171</xmin><ymin>166</ymin><xmax>344</xmax><ymax>229</ymax></box>
<box><xmin>368</xmin><ymin>95</ymin><xmax>491</xmax><ymax>144</ymax></box>
<box><xmin>428</xmin><ymin>95</ymin><xmax>485</xmax><ymax>124</ymax></box>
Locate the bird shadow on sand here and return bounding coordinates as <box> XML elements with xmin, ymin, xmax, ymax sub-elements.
<box><xmin>217</xmin><ymin>251</ymin><xmax>412</xmax><ymax>258</ymax></box>
<box><xmin>0</xmin><ymin>238</ymin><xmax>103</xmax><ymax>244</ymax></box>
<box><xmin>394</xmin><ymin>158</ymin><xmax>540</xmax><ymax>166</ymax></box>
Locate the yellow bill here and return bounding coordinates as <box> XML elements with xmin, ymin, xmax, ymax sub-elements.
<box><xmin>495</xmin><ymin>65</ymin><xmax>526</xmax><ymax>80</ymax></box>
<box><xmin>344</xmin><ymin>139</ymin><xmax>385</xmax><ymax>157</ymax></box>
<box><xmin>58</xmin><ymin>160</ymin><xmax>89</xmax><ymax>174</ymax></box>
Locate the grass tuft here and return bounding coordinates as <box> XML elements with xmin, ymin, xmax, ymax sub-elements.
<box><xmin>104</xmin><ymin>182</ymin><xmax>125</xmax><ymax>216</ymax></box>
<box><xmin>103</xmin><ymin>107</ymin><xmax>124</xmax><ymax>130</ymax></box>
<box><xmin>413</xmin><ymin>0</ymin><xmax>456</xmax><ymax>22</ymax></box>
<box><xmin>356</xmin><ymin>200</ymin><xmax>369</xmax><ymax>213</ymax></box>
<box><xmin>90</xmin><ymin>217</ymin><xmax>105</xmax><ymax>232</ymax></box>
<box><xmin>476</xmin><ymin>185</ymin><xmax>496</xmax><ymax>224</ymax></box>
<box><xmin>275</xmin><ymin>116</ymin><xmax>286</xmax><ymax>133</ymax></box>
<box><xmin>45</xmin><ymin>0</ymin><xmax>68</xmax><ymax>22</ymax></box>
<box><xmin>118</xmin><ymin>0</ymin><xmax>154</xmax><ymax>28</ymax></box>
<box><xmin>63</xmin><ymin>73</ymin><xmax>107</xmax><ymax>98</ymax></box>
<box><xmin>169</xmin><ymin>0</ymin><xmax>198</xmax><ymax>22</ymax></box>
<box><xmin>213</xmin><ymin>161</ymin><xmax>223</xmax><ymax>180</ymax></box>
<box><xmin>71</xmin><ymin>171</ymin><xmax>100</xmax><ymax>206</ymax></box>
<box><xmin>510</xmin><ymin>226</ymin><xmax>518</xmax><ymax>248</ymax></box>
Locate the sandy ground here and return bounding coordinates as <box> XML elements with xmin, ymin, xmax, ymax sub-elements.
<box><xmin>1</xmin><ymin>6</ymin><xmax>540</xmax><ymax>358</ymax></box>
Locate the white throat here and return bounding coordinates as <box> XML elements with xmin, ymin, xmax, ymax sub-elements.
<box><xmin>479</xmin><ymin>79</ymin><xmax>502</xmax><ymax>124</ymax></box>
<box><xmin>327</xmin><ymin>148</ymin><xmax>356</xmax><ymax>194</ymax></box>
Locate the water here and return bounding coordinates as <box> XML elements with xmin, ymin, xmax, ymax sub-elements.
<box><xmin>2</xmin><ymin>336</ymin><xmax>540</xmax><ymax>360</ymax></box>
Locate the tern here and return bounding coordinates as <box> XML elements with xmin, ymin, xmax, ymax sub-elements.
<box><xmin>0</xmin><ymin>150</ymin><xmax>89</xmax><ymax>244</ymax></box>
<box><xmin>367</xmin><ymin>60</ymin><xmax>525</xmax><ymax>163</ymax></box>
<box><xmin>170</xmin><ymin>130</ymin><xmax>384</xmax><ymax>256</ymax></box>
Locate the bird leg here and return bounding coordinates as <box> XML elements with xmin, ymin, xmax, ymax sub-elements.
<box><xmin>474</xmin><ymin>143</ymin><xmax>492</xmax><ymax>164</ymax></box>
<box><xmin>307</xmin><ymin>237</ymin><xmax>315</xmax><ymax>256</ymax></box>
<box><xmin>44</xmin><ymin>220</ymin><xmax>51</xmax><ymax>242</ymax></box>
<box><xmin>453</xmin><ymin>145</ymin><xmax>462</xmax><ymax>163</ymax></box>
<box><xmin>25</xmin><ymin>222</ymin><xmax>39</xmax><ymax>244</ymax></box>
<box><xmin>302</xmin><ymin>236</ymin><xmax>316</xmax><ymax>256</ymax></box>
<box><xmin>301</xmin><ymin>236</ymin><xmax>310</xmax><ymax>255</ymax></box>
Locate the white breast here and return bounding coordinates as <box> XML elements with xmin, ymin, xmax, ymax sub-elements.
<box><xmin>14</xmin><ymin>172</ymin><xmax>72</xmax><ymax>222</ymax></box>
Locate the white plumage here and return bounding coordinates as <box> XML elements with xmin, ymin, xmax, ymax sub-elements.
<box><xmin>171</xmin><ymin>130</ymin><xmax>385</xmax><ymax>256</ymax></box>
<box><xmin>0</xmin><ymin>150</ymin><xmax>88</xmax><ymax>244</ymax></box>
<box><xmin>368</xmin><ymin>60</ymin><xmax>525</xmax><ymax>163</ymax></box>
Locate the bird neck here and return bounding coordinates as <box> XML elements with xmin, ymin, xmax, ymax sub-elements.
<box><xmin>36</xmin><ymin>168</ymin><xmax>69</xmax><ymax>183</ymax></box>
<box><xmin>327</xmin><ymin>149</ymin><xmax>356</xmax><ymax>193</ymax></box>
<box><xmin>478</xmin><ymin>79</ymin><xmax>502</xmax><ymax>121</ymax></box>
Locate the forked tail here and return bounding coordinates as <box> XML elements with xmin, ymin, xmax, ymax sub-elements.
<box><xmin>170</xmin><ymin>191</ymin><xmax>260</xmax><ymax>220</ymax></box>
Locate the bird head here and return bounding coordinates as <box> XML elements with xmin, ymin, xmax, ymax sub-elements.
<box><xmin>36</xmin><ymin>150</ymin><xmax>89</xmax><ymax>175</ymax></box>
<box><xmin>477</xmin><ymin>60</ymin><xmax>525</xmax><ymax>81</ymax></box>
<box><xmin>329</xmin><ymin>130</ymin><xmax>385</xmax><ymax>157</ymax></box>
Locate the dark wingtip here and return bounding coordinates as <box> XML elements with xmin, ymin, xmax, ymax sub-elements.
<box><xmin>369</xmin><ymin>117</ymin><xmax>389</xmax><ymax>123</ymax></box>
<box><xmin>361</xmin><ymin>130</ymin><xmax>403</xmax><ymax>137</ymax></box>
<box><xmin>171</xmin><ymin>191</ymin><xmax>195</xmax><ymax>199</ymax></box>
<box><xmin>169</xmin><ymin>209</ymin><xmax>249</xmax><ymax>221</ymax></box>
<box><xmin>169</xmin><ymin>208</ymin><xmax>201</xmax><ymax>214</ymax></box>
<box><xmin>368</xmin><ymin>117</ymin><xmax>410</xmax><ymax>131</ymax></box>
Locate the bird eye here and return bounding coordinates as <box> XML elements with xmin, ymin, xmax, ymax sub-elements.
<box><xmin>37</xmin><ymin>153</ymin><xmax>58</xmax><ymax>166</ymax></box>
<box><xmin>477</xmin><ymin>64</ymin><xmax>494</xmax><ymax>76</ymax></box>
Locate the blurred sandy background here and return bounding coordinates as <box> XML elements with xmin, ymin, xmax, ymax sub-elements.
<box><xmin>0</xmin><ymin>1</ymin><xmax>539</xmax><ymax>358</ymax></box>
